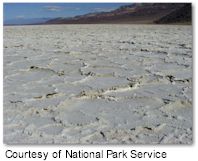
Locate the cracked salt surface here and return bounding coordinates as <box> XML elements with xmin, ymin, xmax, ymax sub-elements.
<box><xmin>4</xmin><ymin>24</ymin><xmax>192</xmax><ymax>144</ymax></box>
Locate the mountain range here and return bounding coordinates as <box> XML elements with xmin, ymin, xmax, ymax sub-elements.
<box><xmin>4</xmin><ymin>3</ymin><xmax>192</xmax><ymax>25</ymax></box>
<box><xmin>45</xmin><ymin>3</ymin><xmax>191</xmax><ymax>25</ymax></box>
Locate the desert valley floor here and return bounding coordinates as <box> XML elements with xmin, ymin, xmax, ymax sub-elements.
<box><xmin>4</xmin><ymin>24</ymin><xmax>192</xmax><ymax>144</ymax></box>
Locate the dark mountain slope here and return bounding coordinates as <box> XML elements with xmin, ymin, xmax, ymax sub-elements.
<box><xmin>155</xmin><ymin>3</ymin><xmax>192</xmax><ymax>24</ymax></box>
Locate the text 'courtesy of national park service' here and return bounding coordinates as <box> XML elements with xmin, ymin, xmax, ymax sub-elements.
<box><xmin>5</xmin><ymin>149</ymin><xmax>167</xmax><ymax>160</ymax></box>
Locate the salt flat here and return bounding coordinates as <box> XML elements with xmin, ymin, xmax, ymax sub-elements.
<box><xmin>4</xmin><ymin>24</ymin><xmax>192</xmax><ymax>144</ymax></box>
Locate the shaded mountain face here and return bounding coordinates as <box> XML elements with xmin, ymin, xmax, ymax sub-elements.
<box><xmin>155</xmin><ymin>3</ymin><xmax>192</xmax><ymax>24</ymax></box>
<box><xmin>45</xmin><ymin>3</ymin><xmax>191</xmax><ymax>24</ymax></box>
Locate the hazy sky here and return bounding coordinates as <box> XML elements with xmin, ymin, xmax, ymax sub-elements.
<box><xmin>4</xmin><ymin>3</ymin><xmax>130</xmax><ymax>20</ymax></box>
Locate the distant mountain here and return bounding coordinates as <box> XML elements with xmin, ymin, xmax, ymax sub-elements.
<box><xmin>4</xmin><ymin>18</ymin><xmax>51</xmax><ymax>25</ymax></box>
<box><xmin>45</xmin><ymin>3</ymin><xmax>191</xmax><ymax>24</ymax></box>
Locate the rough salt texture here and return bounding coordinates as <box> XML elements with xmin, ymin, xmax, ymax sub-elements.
<box><xmin>4</xmin><ymin>25</ymin><xmax>192</xmax><ymax>144</ymax></box>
